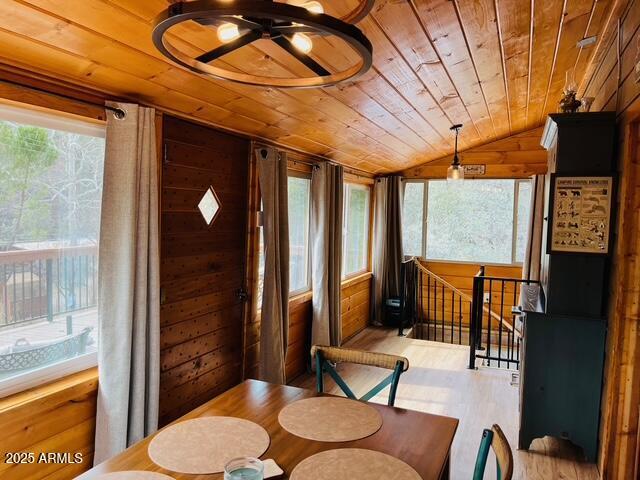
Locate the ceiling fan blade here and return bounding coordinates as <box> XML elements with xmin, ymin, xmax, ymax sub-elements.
<box><xmin>272</xmin><ymin>36</ymin><xmax>331</xmax><ymax>77</ymax></box>
<box><xmin>196</xmin><ymin>30</ymin><xmax>262</xmax><ymax>64</ymax></box>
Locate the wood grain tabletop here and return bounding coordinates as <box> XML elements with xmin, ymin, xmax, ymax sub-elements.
<box><xmin>78</xmin><ymin>379</ymin><xmax>458</xmax><ymax>479</ymax></box>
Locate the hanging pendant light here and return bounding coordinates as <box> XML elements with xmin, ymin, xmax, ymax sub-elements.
<box><xmin>447</xmin><ymin>124</ymin><xmax>464</xmax><ymax>182</ymax></box>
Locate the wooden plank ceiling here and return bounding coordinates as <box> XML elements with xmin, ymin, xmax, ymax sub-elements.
<box><xmin>0</xmin><ymin>0</ymin><xmax>613</xmax><ymax>173</ymax></box>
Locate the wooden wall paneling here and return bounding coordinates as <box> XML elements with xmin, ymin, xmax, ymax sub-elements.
<box><xmin>407</xmin><ymin>0</ymin><xmax>495</xmax><ymax>140</ymax></box>
<box><xmin>341</xmin><ymin>274</ymin><xmax>372</xmax><ymax>342</ymax></box>
<box><xmin>0</xmin><ymin>0</ymin><xmax>622</xmax><ymax>173</ymax></box>
<box><xmin>584</xmin><ymin>35</ymin><xmax>619</xmax><ymax>110</ymax></box>
<box><xmin>581</xmin><ymin>0</ymin><xmax>639</xmax><ymax>113</ymax></box>
<box><xmin>1</xmin><ymin>0</ymin><xmax>391</xmax><ymax>171</ymax></box>
<box><xmin>0</xmin><ymin>369</ymin><xmax>98</xmax><ymax>480</ymax></box>
<box><xmin>540</xmin><ymin>0</ymin><xmax>597</xmax><ymax>120</ymax></box>
<box><xmin>286</xmin><ymin>295</ymin><xmax>313</xmax><ymax>381</ymax></box>
<box><xmin>358</xmin><ymin>6</ymin><xmax>476</xmax><ymax>150</ymax></box>
<box><xmin>526</xmin><ymin>0</ymin><xmax>565</xmax><ymax>125</ymax></box>
<box><xmin>576</xmin><ymin>0</ymin><xmax>640</xmax><ymax>474</ymax></box>
<box><xmin>493</xmin><ymin>0</ymin><xmax>531</xmax><ymax>132</ymax></box>
<box><xmin>599</xmin><ymin>114</ymin><xmax>640</xmax><ymax>480</ymax></box>
<box><xmin>159</xmin><ymin>115</ymin><xmax>249</xmax><ymax>426</ymax></box>
<box><xmin>402</xmin><ymin>127</ymin><xmax>547</xmax><ymax>178</ymax></box>
<box><xmin>0</xmin><ymin>70</ymin><xmax>106</xmax><ymax>122</ymax></box>
<box><xmin>578</xmin><ymin>0</ymin><xmax>631</xmax><ymax>97</ymax></box>
<box><xmin>570</xmin><ymin>0</ymin><xmax>615</xmax><ymax>98</ymax></box>
<box><xmin>158</xmin><ymin>1</ymin><xmax>436</xmax><ymax>167</ymax></box>
<box><xmin>350</xmin><ymin>10</ymin><xmax>470</xmax><ymax>149</ymax></box>
<box><xmin>453</xmin><ymin>0</ymin><xmax>511</xmax><ymax>137</ymax></box>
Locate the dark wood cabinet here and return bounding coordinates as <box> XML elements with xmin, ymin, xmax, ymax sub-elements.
<box><xmin>519</xmin><ymin>112</ymin><xmax>616</xmax><ymax>462</ymax></box>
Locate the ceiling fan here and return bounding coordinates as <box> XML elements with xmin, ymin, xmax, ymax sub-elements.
<box><xmin>152</xmin><ymin>0</ymin><xmax>374</xmax><ymax>88</ymax></box>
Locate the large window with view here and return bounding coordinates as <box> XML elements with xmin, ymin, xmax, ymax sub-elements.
<box><xmin>0</xmin><ymin>104</ymin><xmax>105</xmax><ymax>395</ymax></box>
<box><xmin>342</xmin><ymin>183</ymin><xmax>370</xmax><ymax>278</ymax></box>
<box><xmin>402</xmin><ymin>179</ymin><xmax>531</xmax><ymax>265</ymax></box>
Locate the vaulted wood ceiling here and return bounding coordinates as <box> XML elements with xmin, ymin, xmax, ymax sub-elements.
<box><xmin>0</xmin><ymin>0</ymin><xmax>613</xmax><ymax>173</ymax></box>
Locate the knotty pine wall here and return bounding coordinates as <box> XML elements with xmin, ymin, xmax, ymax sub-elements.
<box><xmin>402</xmin><ymin>127</ymin><xmax>548</xmax><ymax>179</ymax></box>
<box><xmin>419</xmin><ymin>262</ymin><xmax>523</xmax><ymax>329</ymax></box>
<box><xmin>580</xmin><ymin>0</ymin><xmax>640</xmax><ymax>476</ymax></box>
<box><xmin>244</xmin><ymin>273</ymin><xmax>372</xmax><ymax>383</ymax></box>
<box><xmin>0</xmin><ymin>369</ymin><xmax>98</xmax><ymax>480</ymax></box>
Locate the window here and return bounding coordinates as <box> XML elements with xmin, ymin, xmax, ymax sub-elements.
<box><xmin>288</xmin><ymin>174</ymin><xmax>311</xmax><ymax>294</ymax></box>
<box><xmin>402</xmin><ymin>179</ymin><xmax>531</xmax><ymax>265</ymax></box>
<box><xmin>342</xmin><ymin>183</ymin><xmax>371</xmax><ymax>278</ymax></box>
<box><xmin>402</xmin><ymin>181</ymin><xmax>425</xmax><ymax>257</ymax></box>
<box><xmin>0</xmin><ymin>104</ymin><xmax>106</xmax><ymax>396</ymax></box>
<box><xmin>255</xmin><ymin>173</ymin><xmax>312</xmax><ymax>306</ymax></box>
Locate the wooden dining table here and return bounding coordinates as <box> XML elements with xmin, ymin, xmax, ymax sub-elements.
<box><xmin>79</xmin><ymin>379</ymin><xmax>458</xmax><ymax>479</ymax></box>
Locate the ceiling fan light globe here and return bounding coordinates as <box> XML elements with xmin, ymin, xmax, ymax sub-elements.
<box><xmin>291</xmin><ymin>33</ymin><xmax>313</xmax><ymax>53</ymax></box>
<box><xmin>217</xmin><ymin>22</ymin><xmax>240</xmax><ymax>43</ymax></box>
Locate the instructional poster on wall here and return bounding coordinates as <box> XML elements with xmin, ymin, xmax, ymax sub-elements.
<box><xmin>551</xmin><ymin>176</ymin><xmax>612</xmax><ymax>254</ymax></box>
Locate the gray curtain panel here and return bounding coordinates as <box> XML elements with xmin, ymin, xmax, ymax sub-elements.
<box><xmin>521</xmin><ymin>174</ymin><xmax>546</xmax><ymax>311</ymax></box>
<box><xmin>372</xmin><ymin>176</ymin><xmax>404</xmax><ymax>324</ymax></box>
<box><xmin>94</xmin><ymin>103</ymin><xmax>160</xmax><ymax>464</ymax></box>
<box><xmin>256</xmin><ymin>146</ymin><xmax>289</xmax><ymax>384</ymax></box>
<box><xmin>311</xmin><ymin>162</ymin><xmax>344</xmax><ymax>347</ymax></box>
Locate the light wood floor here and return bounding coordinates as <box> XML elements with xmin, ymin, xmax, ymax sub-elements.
<box><xmin>292</xmin><ymin>327</ymin><xmax>600</xmax><ymax>480</ymax></box>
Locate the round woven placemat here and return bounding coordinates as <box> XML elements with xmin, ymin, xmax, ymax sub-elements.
<box><xmin>93</xmin><ymin>472</ymin><xmax>175</xmax><ymax>480</ymax></box>
<box><xmin>278</xmin><ymin>396</ymin><xmax>382</xmax><ymax>442</ymax></box>
<box><xmin>147</xmin><ymin>416</ymin><xmax>270</xmax><ymax>474</ymax></box>
<box><xmin>290</xmin><ymin>448</ymin><xmax>421</xmax><ymax>480</ymax></box>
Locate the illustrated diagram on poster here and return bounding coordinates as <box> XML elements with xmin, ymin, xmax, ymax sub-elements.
<box><xmin>551</xmin><ymin>176</ymin><xmax>612</xmax><ymax>254</ymax></box>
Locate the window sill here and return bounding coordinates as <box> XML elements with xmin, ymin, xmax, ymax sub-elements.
<box><xmin>417</xmin><ymin>257</ymin><xmax>524</xmax><ymax>269</ymax></box>
<box><xmin>341</xmin><ymin>271</ymin><xmax>373</xmax><ymax>289</ymax></box>
<box><xmin>289</xmin><ymin>289</ymin><xmax>313</xmax><ymax>308</ymax></box>
<box><xmin>0</xmin><ymin>366</ymin><xmax>98</xmax><ymax>413</ymax></box>
<box><xmin>0</xmin><ymin>352</ymin><xmax>98</xmax><ymax>400</ymax></box>
<box><xmin>284</xmin><ymin>273</ymin><xmax>372</xmax><ymax>308</ymax></box>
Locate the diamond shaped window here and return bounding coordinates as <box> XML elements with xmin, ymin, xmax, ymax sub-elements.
<box><xmin>198</xmin><ymin>186</ymin><xmax>221</xmax><ymax>226</ymax></box>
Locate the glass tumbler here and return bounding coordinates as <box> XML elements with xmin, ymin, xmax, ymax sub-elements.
<box><xmin>224</xmin><ymin>457</ymin><xmax>264</xmax><ymax>480</ymax></box>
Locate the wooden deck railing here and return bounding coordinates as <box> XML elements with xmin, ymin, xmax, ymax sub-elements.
<box><xmin>0</xmin><ymin>245</ymin><xmax>98</xmax><ymax>327</ymax></box>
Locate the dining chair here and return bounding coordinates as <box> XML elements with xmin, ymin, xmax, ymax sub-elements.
<box><xmin>472</xmin><ymin>424</ymin><xmax>513</xmax><ymax>480</ymax></box>
<box><xmin>311</xmin><ymin>345</ymin><xmax>409</xmax><ymax>406</ymax></box>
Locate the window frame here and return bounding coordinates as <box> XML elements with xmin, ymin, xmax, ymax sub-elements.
<box><xmin>287</xmin><ymin>170</ymin><xmax>312</xmax><ymax>297</ymax></box>
<box><xmin>0</xmin><ymin>103</ymin><xmax>105</xmax><ymax>399</ymax></box>
<box><xmin>403</xmin><ymin>178</ymin><xmax>531</xmax><ymax>267</ymax></box>
<box><xmin>512</xmin><ymin>179</ymin><xmax>530</xmax><ymax>265</ymax></box>
<box><xmin>342</xmin><ymin>182</ymin><xmax>372</xmax><ymax>280</ymax></box>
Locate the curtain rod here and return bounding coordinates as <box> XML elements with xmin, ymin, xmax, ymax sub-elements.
<box><xmin>289</xmin><ymin>156</ymin><xmax>375</xmax><ymax>180</ymax></box>
<box><xmin>254</xmin><ymin>141</ymin><xmax>373</xmax><ymax>179</ymax></box>
<box><xmin>0</xmin><ymin>77</ymin><xmax>127</xmax><ymax>119</ymax></box>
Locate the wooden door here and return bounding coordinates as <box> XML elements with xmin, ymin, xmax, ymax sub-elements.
<box><xmin>159</xmin><ymin>115</ymin><xmax>250</xmax><ymax>425</ymax></box>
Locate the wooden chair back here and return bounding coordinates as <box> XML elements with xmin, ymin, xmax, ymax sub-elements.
<box><xmin>472</xmin><ymin>424</ymin><xmax>513</xmax><ymax>480</ymax></box>
<box><xmin>311</xmin><ymin>345</ymin><xmax>409</xmax><ymax>406</ymax></box>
